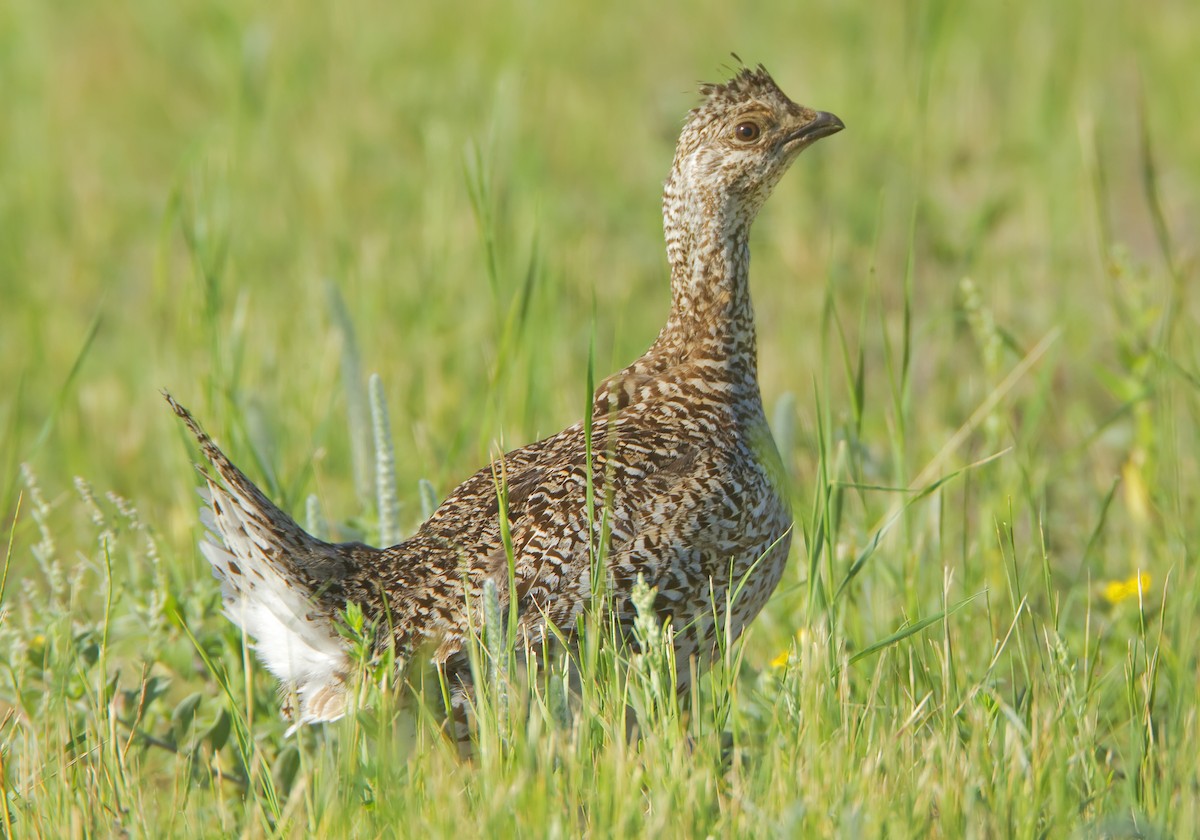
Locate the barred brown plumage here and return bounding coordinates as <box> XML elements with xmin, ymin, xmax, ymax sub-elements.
<box><xmin>167</xmin><ymin>64</ymin><xmax>842</xmax><ymax>739</ymax></box>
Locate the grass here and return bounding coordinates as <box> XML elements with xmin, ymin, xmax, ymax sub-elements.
<box><xmin>2</xmin><ymin>0</ymin><xmax>1198</xmax><ymax>835</ymax></box>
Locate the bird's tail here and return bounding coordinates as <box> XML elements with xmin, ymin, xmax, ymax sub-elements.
<box><xmin>164</xmin><ymin>391</ymin><xmax>357</xmax><ymax>728</ymax></box>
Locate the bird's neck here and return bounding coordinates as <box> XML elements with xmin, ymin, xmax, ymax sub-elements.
<box><xmin>654</xmin><ymin>180</ymin><xmax>759</xmax><ymax>375</ymax></box>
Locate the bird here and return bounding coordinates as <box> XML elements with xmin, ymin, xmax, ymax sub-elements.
<box><xmin>166</xmin><ymin>63</ymin><xmax>842</xmax><ymax>738</ymax></box>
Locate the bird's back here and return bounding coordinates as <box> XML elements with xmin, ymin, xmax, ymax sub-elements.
<box><xmin>354</xmin><ymin>350</ymin><xmax>793</xmax><ymax>687</ymax></box>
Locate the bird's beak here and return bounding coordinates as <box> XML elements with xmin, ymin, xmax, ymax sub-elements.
<box><xmin>784</xmin><ymin>111</ymin><xmax>845</xmax><ymax>146</ymax></box>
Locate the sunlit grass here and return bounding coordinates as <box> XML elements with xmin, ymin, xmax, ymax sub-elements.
<box><xmin>2</xmin><ymin>0</ymin><xmax>1198</xmax><ymax>835</ymax></box>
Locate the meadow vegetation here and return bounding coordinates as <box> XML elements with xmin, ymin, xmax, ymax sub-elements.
<box><xmin>1</xmin><ymin>0</ymin><xmax>1198</xmax><ymax>835</ymax></box>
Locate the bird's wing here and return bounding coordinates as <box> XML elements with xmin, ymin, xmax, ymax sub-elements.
<box><xmin>494</xmin><ymin>417</ymin><xmax>739</xmax><ymax>636</ymax></box>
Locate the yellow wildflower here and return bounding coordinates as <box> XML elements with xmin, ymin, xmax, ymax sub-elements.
<box><xmin>1103</xmin><ymin>571</ymin><xmax>1151</xmax><ymax>605</ymax></box>
<box><xmin>768</xmin><ymin>628</ymin><xmax>809</xmax><ymax>669</ymax></box>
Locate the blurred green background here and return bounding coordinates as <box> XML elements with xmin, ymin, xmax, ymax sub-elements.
<box><xmin>1</xmin><ymin>0</ymin><xmax>1197</xmax><ymax>834</ymax></box>
<box><xmin>4</xmin><ymin>0</ymin><xmax>1194</xmax><ymax>521</ymax></box>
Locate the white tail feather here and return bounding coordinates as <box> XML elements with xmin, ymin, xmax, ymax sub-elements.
<box><xmin>197</xmin><ymin>488</ymin><xmax>349</xmax><ymax>725</ymax></box>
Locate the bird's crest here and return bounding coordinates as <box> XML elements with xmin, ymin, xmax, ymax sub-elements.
<box><xmin>697</xmin><ymin>64</ymin><xmax>785</xmax><ymax>109</ymax></box>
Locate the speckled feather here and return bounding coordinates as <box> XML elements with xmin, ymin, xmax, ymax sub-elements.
<box><xmin>167</xmin><ymin>65</ymin><xmax>842</xmax><ymax>731</ymax></box>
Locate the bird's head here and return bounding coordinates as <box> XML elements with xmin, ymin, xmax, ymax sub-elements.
<box><xmin>668</xmin><ymin>65</ymin><xmax>843</xmax><ymax>225</ymax></box>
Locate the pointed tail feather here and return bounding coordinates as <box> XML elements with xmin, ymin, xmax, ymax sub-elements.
<box><xmin>165</xmin><ymin>390</ymin><xmax>355</xmax><ymax>725</ymax></box>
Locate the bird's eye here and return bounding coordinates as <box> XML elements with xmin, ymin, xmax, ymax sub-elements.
<box><xmin>734</xmin><ymin>121</ymin><xmax>761</xmax><ymax>142</ymax></box>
